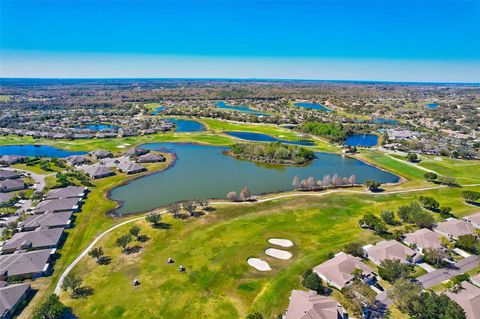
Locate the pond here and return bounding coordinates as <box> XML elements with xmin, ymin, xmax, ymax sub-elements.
<box><xmin>294</xmin><ymin>102</ymin><xmax>333</xmax><ymax>112</ymax></box>
<box><xmin>0</xmin><ymin>145</ymin><xmax>86</xmax><ymax>158</ymax></box>
<box><xmin>151</xmin><ymin>106</ymin><xmax>165</xmax><ymax>115</ymax></box>
<box><xmin>165</xmin><ymin>118</ymin><xmax>206</xmax><ymax>133</ymax></box>
<box><xmin>344</xmin><ymin>134</ymin><xmax>379</xmax><ymax>147</ymax></box>
<box><xmin>225</xmin><ymin>131</ymin><xmax>315</xmax><ymax>146</ymax></box>
<box><xmin>110</xmin><ymin>142</ymin><xmax>399</xmax><ymax>215</ymax></box>
<box><xmin>216</xmin><ymin>102</ymin><xmax>270</xmax><ymax>116</ymax></box>
<box><xmin>371</xmin><ymin>118</ymin><xmax>398</xmax><ymax>125</ymax></box>
<box><xmin>75</xmin><ymin>124</ymin><xmax>119</xmax><ymax>131</ymax></box>
<box><xmin>424</xmin><ymin>103</ymin><xmax>439</xmax><ymax>109</ymax></box>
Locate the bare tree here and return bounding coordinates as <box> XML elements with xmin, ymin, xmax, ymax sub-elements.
<box><xmin>167</xmin><ymin>203</ymin><xmax>181</xmax><ymax>218</ymax></box>
<box><xmin>227</xmin><ymin>191</ymin><xmax>238</xmax><ymax>201</ymax></box>
<box><xmin>292</xmin><ymin>175</ymin><xmax>300</xmax><ymax>189</ymax></box>
<box><xmin>349</xmin><ymin>174</ymin><xmax>356</xmax><ymax>186</ymax></box>
<box><xmin>182</xmin><ymin>200</ymin><xmax>197</xmax><ymax>216</ymax></box>
<box><xmin>322</xmin><ymin>175</ymin><xmax>331</xmax><ymax>187</ymax></box>
<box><xmin>240</xmin><ymin>187</ymin><xmax>251</xmax><ymax>201</ymax></box>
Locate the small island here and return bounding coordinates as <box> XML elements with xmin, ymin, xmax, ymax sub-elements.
<box><xmin>226</xmin><ymin>142</ymin><xmax>316</xmax><ymax>165</ymax></box>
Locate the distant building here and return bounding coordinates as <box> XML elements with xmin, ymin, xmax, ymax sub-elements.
<box><xmin>284</xmin><ymin>290</ymin><xmax>348</xmax><ymax>319</ymax></box>
<box><xmin>434</xmin><ymin>218</ymin><xmax>474</xmax><ymax>240</ymax></box>
<box><xmin>117</xmin><ymin>162</ymin><xmax>146</xmax><ymax>175</ymax></box>
<box><xmin>90</xmin><ymin>150</ymin><xmax>113</xmax><ymax>159</ymax></box>
<box><xmin>82</xmin><ymin>165</ymin><xmax>115</xmax><ymax>179</ymax></box>
<box><xmin>66</xmin><ymin>155</ymin><xmax>88</xmax><ymax>166</ymax></box>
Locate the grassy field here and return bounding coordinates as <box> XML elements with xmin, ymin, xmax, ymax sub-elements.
<box><xmin>4</xmin><ymin>120</ymin><xmax>479</xmax><ymax>318</ymax></box>
<box><xmin>19</xmin><ymin>154</ymin><xmax>174</xmax><ymax>318</ymax></box>
<box><xmin>61</xmin><ymin>185</ymin><xmax>479</xmax><ymax>319</ymax></box>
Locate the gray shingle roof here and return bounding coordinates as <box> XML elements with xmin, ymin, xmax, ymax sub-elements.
<box><xmin>34</xmin><ymin>197</ymin><xmax>81</xmax><ymax>214</ymax></box>
<box><xmin>0</xmin><ymin>283</ymin><xmax>31</xmax><ymax>317</ymax></box>
<box><xmin>117</xmin><ymin>162</ymin><xmax>146</xmax><ymax>174</ymax></box>
<box><xmin>0</xmin><ymin>249</ymin><xmax>52</xmax><ymax>277</ymax></box>
<box><xmin>45</xmin><ymin>186</ymin><xmax>87</xmax><ymax>200</ymax></box>
<box><xmin>82</xmin><ymin>165</ymin><xmax>115</xmax><ymax>179</ymax></box>
<box><xmin>0</xmin><ymin>171</ymin><xmax>20</xmax><ymax>181</ymax></box>
<box><xmin>19</xmin><ymin>211</ymin><xmax>72</xmax><ymax>230</ymax></box>
<box><xmin>2</xmin><ymin>228</ymin><xmax>64</xmax><ymax>252</ymax></box>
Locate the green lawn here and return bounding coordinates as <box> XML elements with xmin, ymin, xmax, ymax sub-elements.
<box><xmin>61</xmin><ymin>186</ymin><xmax>479</xmax><ymax>319</ymax></box>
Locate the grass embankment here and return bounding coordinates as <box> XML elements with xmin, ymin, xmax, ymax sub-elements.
<box><xmin>61</xmin><ymin>185</ymin><xmax>479</xmax><ymax>319</ymax></box>
<box><xmin>19</xmin><ymin>155</ymin><xmax>174</xmax><ymax>318</ymax></box>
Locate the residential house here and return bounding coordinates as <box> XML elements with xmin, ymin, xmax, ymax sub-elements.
<box><xmin>65</xmin><ymin>155</ymin><xmax>88</xmax><ymax>166</ymax></box>
<box><xmin>34</xmin><ymin>197</ymin><xmax>81</xmax><ymax>214</ymax></box>
<box><xmin>434</xmin><ymin>218</ymin><xmax>474</xmax><ymax>240</ymax></box>
<box><xmin>472</xmin><ymin>274</ymin><xmax>480</xmax><ymax>287</ymax></box>
<box><xmin>403</xmin><ymin>228</ymin><xmax>443</xmax><ymax>253</ymax></box>
<box><xmin>0</xmin><ymin>180</ymin><xmax>25</xmax><ymax>193</ymax></box>
<box><xmin>365</xmin><ymin>240</ymin><xmax>420</xmax><ymax>265</ymax></box>
<box><xmin>0</xmin><ymin>171</ymin><xmax>19</xmax><ymax>181</ymax></box>
<box><xmin>117</xmin><ymin>162</ymin><xmax>146</xmax><ymax>175</ymax></box>
<box><xmin>82</xmin><ymin>165</ymin><xmax>115</xmax><ymax>179</ymax></box>
<box><xmin>90</xmin><ymin>150</ymin><xmax>113</xmax><ymax>159</ymax></box>
<box><xmin>284</xmin><ymin>290</ymin><xmax>348</xmax><ymax>319</ymax></box>
<box><xmin>0</xmin><ymin>283</ymin><xmax>31</xmax><ymax>319</ymax></box>
<box><xmin>445</xmin><ymin>281</ymin><xmax>480</xmax><ymax>319</ymax></box>
<box><xmin>0</xmin><ymin>194</ymin><xmax>14</xmax><ymax>206</ymax></box>
<box><xmin>0</xmin><ymin>156</ymin><xmax>26</xmax><ymax>166</ymax></box>
<box><xmin>44</xmin><ymin>186</ymin><xmax>87</xmax><ymax>200</ymax></box>
<box><xmin>136</xmin><ymin>153</ymin><xmax>165</xmax><ymax>163</ymax></box>
<box><xmin>125</xmin><ymin>148</ymin><xmax>149</xmax><ymax>157</ymax></box>
<box><xmin>19</xmin><ymin>211</ymin><xmax>73</xmax><ymax>231</ymax></box>
<box><xmin>1</xmin><ymin>228</ymin><xmax>64</xmax><ymax>254</ymax></box>
<box><xmin>0</xmin><ymin>249</ymin><xmax>54</xmax><ymax>280</ymax></box>
<box><xmin>464</xmin><ymin>212</ymin><xmax>480</xmax><ymax>229</ymax></box>
<box><xmin>313</xmin><ymin>252</ymin><xmax>375</xmax><ymax>290</ymax></box>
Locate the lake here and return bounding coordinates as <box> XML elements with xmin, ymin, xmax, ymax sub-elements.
<box><xmin>165</xmin><ymin>118</ymin><xmax>206</xmax><ymax>132</ymax></box>
<box><xmin>0</xmin><ymin>145</ymin><xmax>86</xmax><ymax>158</ymax></box>
<box><xmin>110</xmin><ymin>142</ymin><xmax>398</xmax><ymax>214</ymax></box>
<box><xmin>344</xmin><ymin>134</ymin><xmax>379</xmax><ymax>147</ymax></box>
<box><xmin>216</xmin><ymin>102</ymin><xmax>270</xmax><ymax>116</ymax></box>
<box><xmin>424</xmin><ymin>103</ymin><xmax>439</xmax><ymax>109</ymax></box>
<box><xmin>294</xmin><ymin>102</ymin><xmax>333</xmax><ymax>112</ymax></box>
<box><xmin>225</xmin><ymin>131</ymin><xmax>315</xmax><ymax>146</ymax></box>
<box><xmin>75</xmin><ymin>124</ymin><xmax>119</xmax><ymax>131</ymax></box>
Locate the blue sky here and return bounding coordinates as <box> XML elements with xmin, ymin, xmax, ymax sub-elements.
<box><xmin>1</xmin><ymin>0</ymin><xmax>479</xmax><ymax>82</ymax></box>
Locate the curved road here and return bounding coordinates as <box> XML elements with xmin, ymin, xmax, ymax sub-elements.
<box><xmin>53</xmin><ymin>182</ymin><xmax>480</xmax><ymax>295</ymax></box>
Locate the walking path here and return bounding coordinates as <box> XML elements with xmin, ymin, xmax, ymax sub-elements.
<box><xmin>53</xmin><ymin>183</ymin><xmax>480</xmax><ymax>295</ymax></box>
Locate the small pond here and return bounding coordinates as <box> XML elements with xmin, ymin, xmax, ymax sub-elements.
<box><xmin>216</xmin><ymin>102</ymin><xmax>270</xmax><ymax>116</ymax></box>
<box><xmin>225</xmin><ymin>131</ymin><xmax>315</xmax><ymax>146</ymax></box>
<box><xmin>75</xmin><ymin>124</ymin><xmax>119</xmax><ymax>131</ymax></box>
<box><xmin>165</xmin><ymin>118</ymin><xmax>206</xmax><ymax>133</ymax></box>
<box><xmin>0</xmin><ymin>145</ymin><xmax>86</xmax><ymax>158</ymax></box>
<box><xmin>110</xmin><ymin>142</ymin><xmax>399</xmax><ymax>214</ymax></box>
<box><xmin>294</xmin><ymin>102</ymin><xmax>333</xmax><ymax>112</ymax></box>
<box><xmin>344</xmin><ymin>134</ymin><xmax>379</xmax><ymax>147</ymax></box>
<box><xmin>151</xmin><ymin>106</ymin><xmax>165</xmax><ymax>115</ymax></box>
<box><xmin>371</xmin><ymin>118</ymin><xmax>398</xmax><ymax>125</ymax></box>
<box><xmin>424</xmin><ymin>103</ymin><xmax>439</xmax><ymax>109</ymax></box>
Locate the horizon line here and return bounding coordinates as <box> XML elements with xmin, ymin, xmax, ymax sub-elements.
<box><xmin>1</xmin><ymin>77</ymin><xmax>479</xmax><ymax>86</ymax></box>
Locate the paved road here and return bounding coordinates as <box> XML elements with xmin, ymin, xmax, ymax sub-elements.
<box><xmin>416</xmin><ymin>255</ymin><xmax>478</xmax><ymax>289</ymax></box>
<box><xmin>53</xmin><ymin>184</ymin><xmax>471</xmax><ymax>295</ymax></box>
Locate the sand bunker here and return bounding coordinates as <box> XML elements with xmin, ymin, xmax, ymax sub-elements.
<box><xmin>265</xmin><ymin>248</ymin><xmax>292</xmax><ymax>260</ymax></box>
<box><xmin>117</xmin><ymin>145</ymin><xmax>126</xmax><ymax>148</ymax></box>
<box><xmin>247</xmin><ymin>258</ymin><xmax>271</xmax><ymax>271</ymax></box>
<box><xmin>268</xmin><ymin>238</ymin><xmax>294</xmax><ymax>247</ymax></box>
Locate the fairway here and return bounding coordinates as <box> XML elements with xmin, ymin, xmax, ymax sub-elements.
<box><xmin>61</xmin><ymin>186</ymin><xmax>480</xmax><ymax>319</ymax></box>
